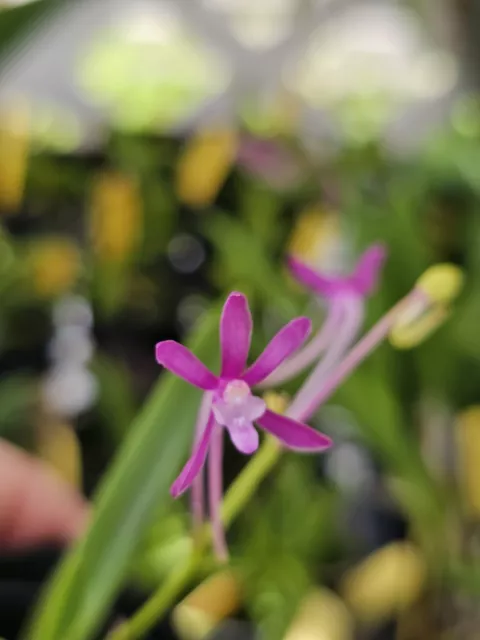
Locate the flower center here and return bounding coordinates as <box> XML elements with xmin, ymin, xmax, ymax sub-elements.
<box><xmin>223</xmin><ymin>379</ymin><xmax>251</xmax><ymax>405</ymax></box>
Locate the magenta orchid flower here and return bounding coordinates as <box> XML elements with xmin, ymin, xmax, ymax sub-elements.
<box><xmin>155</xmin><ymin>292</ymin><xmax>332</xmax><ymax>559</ymax></box>
<box><xmin>287</xmin><ymin>244</ymin><xmax>387</xmax><ymax>300</ymax></box>
<box><xmin>261</xmin><ymin>244</ymin><xmax>387</xmax><ymax>390</ymax></box>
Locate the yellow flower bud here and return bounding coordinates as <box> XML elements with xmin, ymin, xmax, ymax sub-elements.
<box><xmin>0</xmin><ymin>105</ymin><xmax>30</xmax><ymax>211</ymax></box>
<box><xmin>28</xmin><ymin>238</ymin><xmax>81</xmax><ymax>298</ymax></box>
<box><xmin>288</xmin><ymin>206</ymin><xmax>341</xmax><ymax>265</ymax></box>
<box><xmin>389</xmin><ymin>264</ymin><xmax>464</xmax><ymax>349</ymax></box>
<box><xmin>415</xmin><ymin>263</ymin><xmax>464</xmax><ymax>305</ymax></box>
<box><xmin>172</xmin><ymin>570</ymin><xmax>242</xmax><ymax>640</ymax></box>
<box><xmin>90</xmin><ymin>172</ymin><xmax>142</xmax><ymax>261</ymax></box>
<box><xmin>455</xmin><ymin>406</ymin><xmax>480</xmax><ymax>518</ymax></box>
<box><xmin>263</xmin><ymin>391</ymin><xmax>290</xmax><ymax>415</ymax></box>
<box><xmin>284</xmin><ymin>588</ymin><xmax>354</xmax><ymax>640</ymax></box>
<box><xmin>36</xmin><ymin>419</ymin><xmax>82</xmax><ymax>488</ymax></box>
<box><xmin>341</xmin><ymin>542</ymin><xmax>426</xmax><ymax>624</ymax></box>
<box><xmin>176</xmin><ymin>130</ymin><xmax>237</xmax><ymax>208</ymax></box>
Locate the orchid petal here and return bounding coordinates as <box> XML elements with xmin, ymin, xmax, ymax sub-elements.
<box><xmin>170</xmin><ymin>413</ymin><xmax>215</xmax><ymax>497</ymax></box>
<box><xmin>350</xmin><ymin>244</ymin><xmax>387</xmax><ymax>295</ymax></box>
<box><xmin>287</xmin><ymin>255</ymin><xmax>336</xmax><ymax>297</ymax></box>
<box><xmin>227</xmin><ymin>421</ymin><xmax>259</xmax><ymax>454</ymax></box>
<box><xmin>156</xmin><ymin>341</ymin><xmax>218</xmax><ymax>390</ymax></box>
<box><xmin>243</xmin><ymin>317</ymin><xmax>312</xmax><ymax>386</ymax></box>
<box><xmin>257</xmin><ymin>409</ymin><xmax>332</xmax><ymax>451</ymax></box>
<box><xmin>220</xmin><ymin>292</ymin><xmax>253</xmax><ymax>378</ymax></box>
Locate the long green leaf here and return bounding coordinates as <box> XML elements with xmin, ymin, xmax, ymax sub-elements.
<box><xmin>24</xmin><ymin>306</ymin><xmax>220</xmax><ymax>640</ymax></box>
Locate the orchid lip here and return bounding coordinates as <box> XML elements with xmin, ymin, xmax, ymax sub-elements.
<box><xmin>212</xmin><ymin>379</ymin><xmax>267</xmax><ymax>430</ymax></box>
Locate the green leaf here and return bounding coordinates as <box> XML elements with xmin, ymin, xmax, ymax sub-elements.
<box><xmin>24</xmin><ymin>305</ymin><xmax>221</xmax><ymax>640</ymax></box>
<box><xmin>241</xmin><ymin>460</ymin><xmax>334</xmax><ymax>640</ymax></box>
<box><xmin>0</xmin><ymin>374</ymin><xmax>37</xmax><ymax>437</ymax></box>
<box><xmin>91</xmin><ymin>354</ymin><xmax>137</xmax><ymax>443</ymax></box>
<box><xmin>203</xmin><ymin>211</ymin><xmax>298</xmax><ymax>320</ymax></box>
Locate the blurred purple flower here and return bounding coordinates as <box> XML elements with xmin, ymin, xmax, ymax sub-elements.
<box><xmin>237</xmin><ymin>137</ymin><xmax>303</xmax><ymax>190</ymax></box>
<box><xmin>155</xmin><ymin>292</ymin><xmax>331</xmax><ymax>558</ymax></box>
<box><xmin>261</xmin><ymin>244</ymin><xmax>387</xmax><ymax>393</ymax></box>
<box><xmin>287</xmin><ymin>244</ymin><xmax>387</xmax><ymax>300</ymax></box>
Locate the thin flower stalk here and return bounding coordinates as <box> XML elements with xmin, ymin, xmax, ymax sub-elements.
<box><xmin>289</xmin><ymin>290</ymin><xmax>423</xmax><ymax>422</ymax></box>
<box><xmin>191</xmin><ymin>392</ymin><xmax>213</xmax><ymax>535</ymax></box>
<box><xmin>259</xmin><ymin>296</ymin><xmax>344</xmax><ymax>387</ymax></box>
<box><xmin>287</xmin><ymin>294</ymin><xmax>364</xmax><ymax>420</ymax></box>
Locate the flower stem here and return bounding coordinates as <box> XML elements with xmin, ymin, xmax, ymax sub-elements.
<box><xmin>108</xmin><ymin>551</ymin><xmax>203</xmax><ymax>640</ymax></box>
<box><xmin>294</xmin><ymin>290</ymin><xmax>420</xmax><ymax>422</ymax></box>
<box><xmin>209</xmin><ymin>426</ymin><xmax>228</xmax><ymax>561</ymax></box>
<box><xmin>109</xmin><ymin>437</ymin><xmax>282</xmax><ymax>640</ymax></box>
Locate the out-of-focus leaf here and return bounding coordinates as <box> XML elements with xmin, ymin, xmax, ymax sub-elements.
<box><xmin>241</xmin><ymin>460</ymin><xmax>335</xmax><ymax>640</ymax></box>
<box><xmin>90</xmin><ymin>260</ymin><xmax>129</xmax><ymax>318</ymax></box>
<box><xmin>239</xmin><ymin>178</ymin><xmax>283</xmax><ymax>250</ymax></box>
<box><xmin>91</xmin><ymin>354</ymin><xmax>136</xmax><ymax>443</ymax></box>
<box><xmin>204</xmin><ymin>211</ymin><xmax>299</xmax><ymax>320</ymax></box>
<box><xmin>0</xmin><ymin>374</ymin><xmax>36</xmax><ymax>436</ymax></box>
<box><xmin>141</xmin><ymin>180</ymin><xmax>176</xmax><ymax>262</ymax></box>
<box><xmin>25</xmin><ymin>304</ymin><xmax>221</xmax><ymax>640</ymax></box>
<box><xmin>134</xmin><ymin>508</ymin><xmax>192</xmax><ymax>589</ymax></box>
<box><xmin>333</xmin><ymin>363</ymin><xmax>442</xmax><ymax>522</ymax></box>
<box><xmin>0</xmin><ymin>1</ymin><xmax>63</xmax><ymax>58</ymax></box>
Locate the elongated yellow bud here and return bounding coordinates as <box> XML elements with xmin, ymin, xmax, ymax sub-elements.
<box><xmin>176</xmin><ymin>130</ymin><xmax>237</xmax><ymax>207</ymax></box>
<box><xmin>36</xmin><ymin>420</ymin><xmax>82</xmax><ymax>489</ymax></box>
<box><xmin>389</xmin><ymin>264</ymin><xmax>464</xmax><ymax>349</ymax></box>
<box><xmin>28</xmin><ymin>237</ymin><xmax>82</xmax><ymax>298</ymax></box>
<box><xmin>341</xmin><ymin>542</ymin><xmax>426</xmax><ymax>624</ymax></box>
<box><xmin>288</xmin><ymin>206</ymin><xmax>341</xmax><ymax>265</ymax></box>
<box><xmin>90</xmin><ymin>172</ymin><xmax>142</xmax><ymax>261</ymax></box>
<box><xmin>172</xmin><ymin>569</ymin><xmax>242</xmax><ymax>640</ymax></box>
<box><xmin>455</xmin><ymin>406</ymin><xmax>480</xmax><ymax>518</ymax></box>
<box><xmin>415</xmin><ymin>263</ymin><xmax>464</xmax><ymax>304</ymax></box>
<box><xmin>284</xmin><ymin>588</ymin><xmax>354</xmax><ymax>640</ymax></box>
<box><xmin>0</xmin><ymin>105</ymin><xmax>30</xmax><ymax>211</ymax></box>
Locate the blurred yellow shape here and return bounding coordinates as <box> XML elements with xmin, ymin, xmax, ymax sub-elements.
<box><xmin>455</xmin><ymin>406</ymin><xmax>480</xmax><ymax>517</ymax></box>
<box><xmin>416</xmin><ymin>264</ymin><xmax>464</xmax><ymax>304</ymax></box>
<box><xmin>263</xmin><ymin>391</ymin><xmax>290</xmax><ymax>415</ymax></box>
<box><xmin>284</xmin><ymin>588</ymin><xmax>354</xmax><ymax>640</ymax></box>
<box><xmin>341</xmin><ymin>542</ymin><xmax>426</xmax><ymax>624</ymax></box>
<box><xmin>28</xmin><ymin>238</ymin><xmax>82</xmax><ymax>298</ymax></box>
<box><xmin>176</xmin><ymin>130</ymin><xmax>237</xmax><ymax>208</ymax></box>
<box><xmin>0</xmin><ymin>105</ymin><xmax>30</xmax><ymax>211</ymax></box>
<box><xmin>242</xmin><ymin>93</ymin><xmax>300</xmax><ymax>138</ymax></box>
<box><xmin>288</xmin><ymin>206</ymin><xmax>341</xmax><ymax>265</ymax></box>
<box><xmin>90</xmin><ymin>172</ymin><xmax>142</xmax><ymax>261</ymax></box>
<box><xmin>36</xmin><ymin>420</ymin><xmax>82</xmax><ymax>489</ymax></box>
<box><xmin>389</xmin><ymin>264</ymin><xmax>464</xmax><ymax>349</ymax></box>
<box><xmin>172</xmin><ymin>569</ymin><xmax>242</xmax><ymax>640</ymax></box>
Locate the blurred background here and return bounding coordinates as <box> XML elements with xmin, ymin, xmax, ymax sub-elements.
<box><xmin>1</xmin><ymin>0</ymin><xmax>480</xmax><ymax>638</ymax></box>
